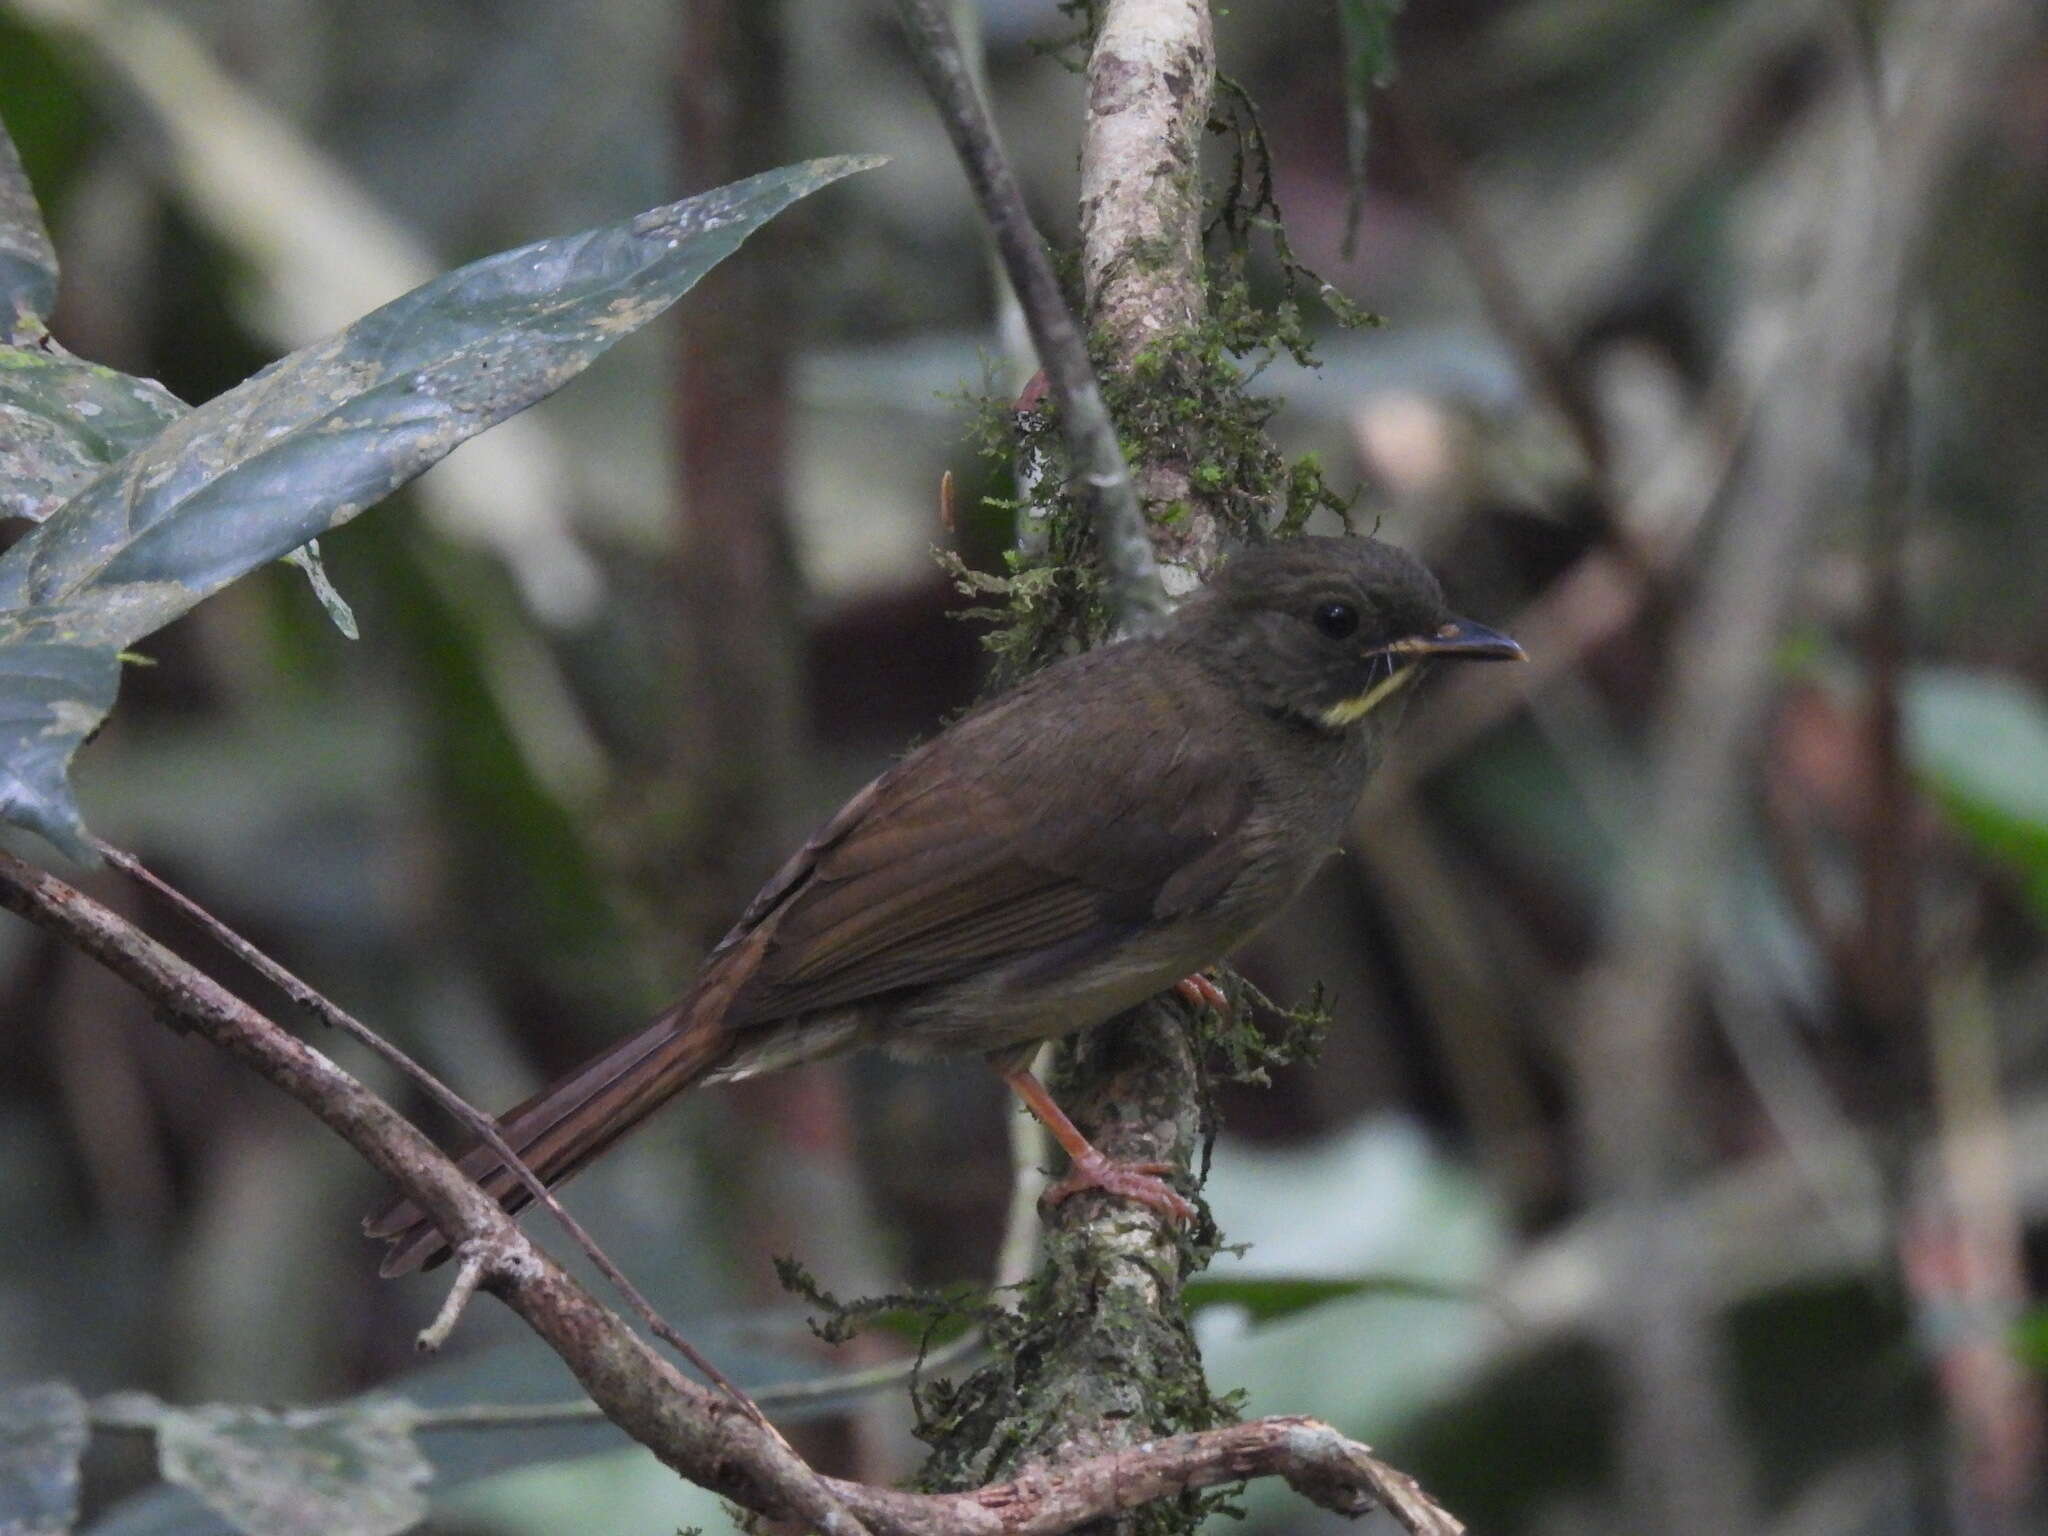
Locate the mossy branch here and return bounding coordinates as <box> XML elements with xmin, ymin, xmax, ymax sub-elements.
<box><xmin>892</xmin><ymin>0</ymin><xmax>1169</xmax><ymax>635</ymax></box>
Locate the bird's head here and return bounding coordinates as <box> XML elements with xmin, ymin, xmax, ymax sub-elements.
<box><xmin>1171</xmin><ymin>536</ymin><xmax>1524</xmax><ymax>734</ymax></box>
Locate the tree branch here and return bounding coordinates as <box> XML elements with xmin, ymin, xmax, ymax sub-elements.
<box><xmin>823</xmin><ymin>1417</ymin><xmax>1462</xmax><ymax>1536</ymax></box>
<box><xmin>0</xmin><ymin>847</ymin><xmax>866</xmax><ymax>1536</ymax></box>
<box><xmin>1077</xmin><ymin>0</ymin><xmax>1219</xmax><ymax>587</ymax></box>
<box><xmin>89</xmin><ymin>838</ymin><xmax>755</xmax><ymax>1405</ymax></box>
<box><xmin>892</xmin><ymin>0</ymin><xmax>1169</xmax><ymax>632</ymax></box>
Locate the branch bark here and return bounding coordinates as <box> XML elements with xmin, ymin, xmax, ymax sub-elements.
<box><xmin>0</xmin><ymin>848</ymin><xmax>866</xmax><ymax>1536</ymax></box>
<box><xmin>1076</xmin><ymin>0</ymin><xmax>1218</xmax><ymax>586</ymax></box>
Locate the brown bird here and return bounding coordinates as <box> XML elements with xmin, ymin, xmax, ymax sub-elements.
<box><xmin>368</xmin><ymin>536</ymin><xmax>1522</xmax><ymax>1274</ymax></box>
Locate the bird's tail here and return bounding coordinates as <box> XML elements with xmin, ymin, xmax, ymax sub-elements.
<box><xmin>364</xmin><ymin>1002</ymin><xmax>726</xmax><ymax>1276</ymax></box>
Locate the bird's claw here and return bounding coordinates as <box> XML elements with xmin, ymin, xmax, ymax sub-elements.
<box><xmin>1043</xmin><ymin>1150</ymin><xmax>1195</xmax><ymax>1226</ymax></box>
<box><xmin>1173</xmin><ymin>970</ymin><xmax>1229</xmax><ymax>1014</ymax></box>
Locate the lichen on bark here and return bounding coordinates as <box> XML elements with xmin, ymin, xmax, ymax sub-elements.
<box><xmin>914</xmin><ymin>1006</ymin><xmax>1236</xmax><ymax>1536</ymax></box>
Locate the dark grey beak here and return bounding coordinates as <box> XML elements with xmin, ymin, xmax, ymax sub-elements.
<box><xmin>1395</xmin><ymin>616</ymin><xmax>1526</xmax><ymax>662</ymax></box>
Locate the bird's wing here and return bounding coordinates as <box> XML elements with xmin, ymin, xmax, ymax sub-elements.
<box><xmin>709</xmin><ymin>648</ymin><xmax>1257</xmax><ymax>1027</ymax></box>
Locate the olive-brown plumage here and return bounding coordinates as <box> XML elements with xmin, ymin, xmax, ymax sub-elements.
<box><xmin>368</xmin><ymin>536</ymin><xmax>1520</xmax><ymax>1273</ymax></box>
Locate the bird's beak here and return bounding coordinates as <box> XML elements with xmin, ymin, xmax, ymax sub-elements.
<box><xmin>1319</xmin><ymin>617</ymin><xmax>1525</xmax><ymax>730</ymax></box>
<box><xmin>1389</xmin><ymin>616</ymin><xmax>1526</xmax><ymax>662</ymax></box>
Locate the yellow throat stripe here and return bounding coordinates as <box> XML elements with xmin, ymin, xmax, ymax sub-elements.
<box><xmin>1318</xmin><ymin>663</ymin><xmax>1419</xmax><ymax>729</ymax></box>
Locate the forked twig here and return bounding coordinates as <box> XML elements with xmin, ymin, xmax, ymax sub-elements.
<box><xmin>89</xmin><ymin>838</ymin><xmax>762</xmax><ymax>1420</ymax></box>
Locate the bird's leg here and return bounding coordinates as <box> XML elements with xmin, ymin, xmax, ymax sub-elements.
<box><xmin>1173</xmin><ymin>970</ymin><xmax>1228</xmax><ymax>1014</ymax></box>
<box><xmin>998</xmin><ymin>1064</ymin><xmax>1194</xmax><ymax>1225</ymax></box>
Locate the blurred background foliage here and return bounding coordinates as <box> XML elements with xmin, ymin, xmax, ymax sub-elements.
<box><xmin>1</xmin><ymin>0</ymin><xmax>2045</xmax><ymax>1532</ymax></box>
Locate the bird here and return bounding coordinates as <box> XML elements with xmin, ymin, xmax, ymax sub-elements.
<box><xmin>367</xmin><ymin>535</ymin><xmax>1522</xmax><ymax>1274</ymax></box>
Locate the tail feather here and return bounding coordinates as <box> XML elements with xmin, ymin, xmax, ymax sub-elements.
<box><xmin>365</xmin><ymin>1004</ymin><xmax>725</xmax><ymax>1276</ymax></box>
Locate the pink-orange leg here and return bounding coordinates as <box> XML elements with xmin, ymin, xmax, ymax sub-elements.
<box><xmin>999</xmin><ymin>1065</ymin><xmax>1194</xmax><ymax>1226</ymax></box>
<box><xmin>1174</xmin><ymin>970</ymin><xmax>1228</xmax><ymax>1013</ymax></box>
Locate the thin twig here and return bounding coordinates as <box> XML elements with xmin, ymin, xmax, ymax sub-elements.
<box><xmin>416</xmin><ymin>1244</ymin><xmax>491</xmax><ymax>1353</ymax></box>
<box><xmin>88</xmin><ymin>837</ymin><xmax>763</xmax><ymax>1420</ymax></box>
<box><xmin>891</xmin><ymin>0</ymin><xmax>1169</xmax><ymax>631</ymax></box>
<box><xmin>996</xmin><ymin>1042</ymin><xmax>1052</xmax><ymax>1294</ymax></box>
<box><xmin>87</xmin><ymin>1329</ymin><xmax>989</xmax><ymax>1435</ymax></box>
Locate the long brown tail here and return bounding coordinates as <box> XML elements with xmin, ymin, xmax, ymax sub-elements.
<box><xmin>364</xmin><ymin>1003</ymin><xmax>726</xmax><ymax>1276</ymax></box>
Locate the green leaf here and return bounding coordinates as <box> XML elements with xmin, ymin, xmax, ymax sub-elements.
<box><xmin>0</xmin><ymin>109</ymin><xmax>57</xmax><ymax>340</ymax></box>
<box><xmin>0</xmin><ymin>342</ymin><xmax>356</xmax><ymax>652</ymax></box>
<box><xmin>0</xmin><ymin>338</ymin><xmax>357</xmax><ymax>689</ymax></box>
<box><xmin>1186</xmin><ymin>1272</ymin><xmax>1483</xmax><ymax>1324</ymax></box>
<box><xmin>0</xmin><ymin>640</ymin><xmax>121</xmax><ymax>860</ymax></box>
<box><xmin>0</xmin><ymin>344</ymin><xmax>188</xmax><ymax>524</ymax></box>
<box><xmin>0</xmin><ymin>154</ymin><xmax>881</xmax><ymax>858</ymax></box>
<box><xmin>0</xmin><ymin>222</ymin><xmax>355</xmax><ymax>639</ymax></box>
<box><xmin>0</xmin><ymin>1380</ymin><xmax>88</xmax><ymax>1536</ymax></box>
<box><xmin>1904</xmin><ymin>668</ymin><xmax>2048</xmax><ymax>921</ymax></box>
<box><xmin>153</xmin><ymin>1400</ymin><xmax>429</xmax><ymax>1536</ymax></box>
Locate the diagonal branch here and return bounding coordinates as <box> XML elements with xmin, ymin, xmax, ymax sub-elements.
<box><xmin>0</xmin><ymin>846</ymin><xmax>865</xmax><ymax>1536</ymax></box>
<box><xmin>88</xmin><ymin>838</ymin><xmax>755</xmax><ymax>1407</ymax></box>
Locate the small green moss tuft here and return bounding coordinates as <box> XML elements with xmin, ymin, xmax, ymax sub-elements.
<box><xmin>772</xmin><ymin>1255</ymin><xmax>982</xmax><ymax>1348</ymax></box>
<box><xmin>1196</xmin><ymin>970</ymin><xmax>1332</xmax><ymax>1092</ymax></box>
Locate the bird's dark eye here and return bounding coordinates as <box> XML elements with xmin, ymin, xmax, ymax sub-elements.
<box><xmin>1313</xmin><ymin>600</ymin><xmax>1359</xmax><ymax>639</ymax></box>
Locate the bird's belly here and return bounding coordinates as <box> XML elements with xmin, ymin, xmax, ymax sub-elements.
<box><xmin>875</xmin><ymin>907</ymin><xmax>1261</xmax><ymax>1062</ymax></box>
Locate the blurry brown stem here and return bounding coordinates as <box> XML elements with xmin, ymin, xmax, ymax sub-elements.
<box><xmin>1572</xmin><ymin>0</ymin><xmax>2026</xmax><ymax>1528</ymax></box>
<box><xmin>1382</xmin><ymin>88</ymin><xmax>1609</xmax><ymax>480</ymax></box>
<box><xmin>87</xmin><ymin>838</ymin><xmax>758</xmax><ymax>1415</ymax></box>
<box><xmin>1852</xmin><ymin>341</ymin><xmax>1923</xmax><ymax>1072</ymax></box>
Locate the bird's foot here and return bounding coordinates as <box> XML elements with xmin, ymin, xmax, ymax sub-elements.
<box><xmin>1174</xmin><ymin>970</ymin><xmax>1229</xmax><ymax>1013</ymax></box>
<box><xmin>1043</xmin><ymin>1149</ymin><xmax>1195</xmax><ymax>1226</ymax></box>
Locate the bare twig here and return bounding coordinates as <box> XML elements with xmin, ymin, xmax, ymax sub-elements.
<box><xmin>891</xmin><ymin>0</ymin><xmax>1169</xmax><ymax>630</ymax></box>
<box><xmin>996</xmin><ymin>1043</ymin><xmax>1054</xmax><ymax>1294</ymax></box>
<box><xmin>415</xmin><ymin>1244</ymin><xmax>492</xmax><ymax>1353</ymax></box>
<box><xmin>88</xmin><ymin>838</ymin><xmax>759</xmax><ymax>1416</ymax></box>
<box><xmin>88</xmin><ymin>1329</ymin><xmax>989</xmax><ymax>1436</ymax></box>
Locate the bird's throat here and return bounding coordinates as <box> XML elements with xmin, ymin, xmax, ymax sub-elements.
<box><xmin>1318</xmin><ymin>663</ymin><xmax>1419</xmax><ymax>730</ymax></box>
